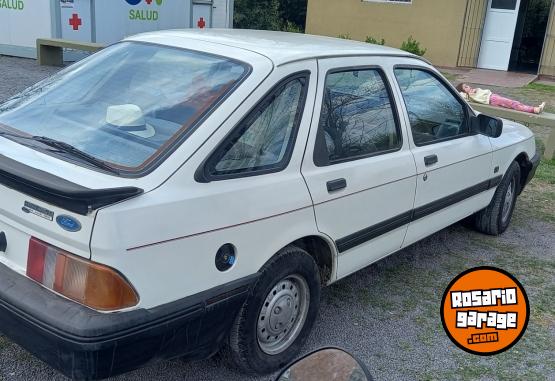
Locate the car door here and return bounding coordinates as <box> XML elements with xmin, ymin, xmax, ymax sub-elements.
<box><xmin>301</xmin><ymin>57</ymin><xmax>417</xmax><ymax>280</ymax></box>
<box><xmin>392</xmin><ymin>64</ymin><xmax>496</xmax><ymax>248</ymax></box>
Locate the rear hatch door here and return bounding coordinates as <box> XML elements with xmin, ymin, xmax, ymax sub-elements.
<box><xmin>0</xmin><ymin>140</ymin><xmax>142</xmax><ymax>274</ymax></box>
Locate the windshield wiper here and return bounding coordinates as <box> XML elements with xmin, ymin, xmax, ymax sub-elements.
<box><xmin>0</xmin><ymin>131</ymin><xmax>119</xmax><ymax>175</ymax></box>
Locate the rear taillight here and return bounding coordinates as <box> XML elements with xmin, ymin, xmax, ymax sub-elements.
<box><xmin>26</xmin><ymin>237</ymin><xmax>138</xmax><ymax>311</ymax></box>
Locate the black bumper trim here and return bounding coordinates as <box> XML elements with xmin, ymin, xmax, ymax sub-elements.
<box><xmin>523</xmin><ymin>151</ymin><xmax>540</xmax><ymax>189</ymax></box>
<box><xmin>0</xmin><ymin>262</ymin><xmax>258</xmax><ymax>379</ymax></box>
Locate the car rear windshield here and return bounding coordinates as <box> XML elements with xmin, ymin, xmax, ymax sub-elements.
<box><xmin>0</xmin><ymin>42</ymin><xmax>249</xmax><ymax>174</ymax></box>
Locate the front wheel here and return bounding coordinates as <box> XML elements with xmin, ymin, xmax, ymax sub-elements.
<box><xmin>224</xmin><ymin>246</ymin><xmax>321</xmax><ymax>374</ymax></box>
<box><xmin>474</xmin><ymin>161</ymin><xmax>521</xmax><ymax>235</ymax></box>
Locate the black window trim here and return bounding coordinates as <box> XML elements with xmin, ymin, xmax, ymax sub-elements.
<box><xmin>313</xmin><ymin>65</ymin><xmax>404</xmax><ymax>167</ymax></box>
<box><xmin>195</xmin><ymin>71</ymin><xmax>311</xmax><ymax>183</ymax></box>
<box><xmin>393</xmin><ymin>64</ymin><xmax>476</xmax><ymax>147</ymax></box>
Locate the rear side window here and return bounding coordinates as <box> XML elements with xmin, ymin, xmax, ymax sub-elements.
<box><xmin>201</xmin><ymin>72</ymin><xmax>309</xmax><ymax>180</ymax></box>
<box><xmin>394</xmin><ymin>68</ymin><xmax>467</xmax><ymax>146</ymax></box>
<box><xmin>315</xmin><ymin>69</ymin><xmax>401</xmax><ymax>166</ymax></box>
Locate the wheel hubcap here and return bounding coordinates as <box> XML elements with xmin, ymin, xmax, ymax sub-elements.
<box><xmin>502</xmin><ymin>179</ymin><xmax>515</xmax><ymax>223</ymax></box>
<box><xmin>257</xmin><ymin>274</ymin><xmax>309</xmax><ymax>355</ymax></box>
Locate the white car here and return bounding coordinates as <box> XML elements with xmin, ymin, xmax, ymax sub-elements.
<box><xmin>0</xmin><ymin>30</ymin><xmax>539</xmax><ymax>379</ymax></box>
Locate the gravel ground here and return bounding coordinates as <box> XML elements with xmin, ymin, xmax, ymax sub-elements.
<box><xmin>0</xmin><ymin>56</ymin><xmax>554</xmax><ymax>381</ymax></box>
<box><xmin>0</xmin><ymin>56</ymin><xmax>60</xmax><ymax>103</ymax></box>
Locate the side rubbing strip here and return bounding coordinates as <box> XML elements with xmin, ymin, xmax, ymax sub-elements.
<box><xmin>336</xmin><ymin>176</ymin><xmax>503</xmax><ymax>253</ymax></box>
<box><xmin>336</xmin><ymin>211</ymin><xmax>412</xmax><ymax>253</ymax></box>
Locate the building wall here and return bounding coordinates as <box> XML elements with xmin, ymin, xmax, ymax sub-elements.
<box><xmin>306</xmin><ymin>0</ymin><xmax>468</xmax><ymax>67</ymax></box>
<box><xmin>540</xmin><ymin>1</ymin><xmax>555</xmax><ymax>76</ymax></box>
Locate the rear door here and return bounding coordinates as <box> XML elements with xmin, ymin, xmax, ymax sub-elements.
<box><xmin>301</xmin><ymin>57</ymin><xmax>417</xmax><ymax>279</ymax></box>
<box><xmin>392</xmin><ymin>64</ymin><xmax>495</xmax><ymax>248</ymax></box>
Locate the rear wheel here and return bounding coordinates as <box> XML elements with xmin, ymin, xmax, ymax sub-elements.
<box><xmin>474</xmin><ymin>161</ymin><xmax>521</xmax><ymax>235</ymax></box>
<box><xmin>224</xmin><ymin>246</ymin><xmax>321</xmax><ymax>374</ymax></box>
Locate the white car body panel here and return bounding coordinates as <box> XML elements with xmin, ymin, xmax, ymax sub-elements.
<box><xmin>91</xmin><ymin>60</ymin><xmax>328</xmax><ymax>308</ymax></box>
<box><xmin>300</xmin><ymin>57</ymin><xmax>417</xmax><ymax>279</ymax></box>
<box><xmin>0</xmin><ymin>30</ymin><xmax>537</xmax><ymax>311</ymax></box>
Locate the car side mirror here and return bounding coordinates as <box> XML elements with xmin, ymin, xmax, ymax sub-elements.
<box><xmin>275</xmin><ymin>347</ymin><xmax>374</xmax><ymax>381</ymax></box>
<box><xmin>471</xmin><ymin>114</ymin><xmax>503</xmax><ymax>138</ymax></box>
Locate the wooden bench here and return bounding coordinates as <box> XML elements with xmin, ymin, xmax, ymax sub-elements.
<box><xmin>471</xmin><ymin>103</ymin><xmax>555</xmax><ymax>160</ymax></box>
<box><xmin>36</xmin><ymin>38</ymin><xmax>105</xmax><ymax>66</ymax></box>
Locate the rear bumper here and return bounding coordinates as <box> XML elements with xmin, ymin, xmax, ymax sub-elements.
<box><xmin>0</xmin><ymin>262</ymin><xmax>257</xmax><ymax>380</ymax></box>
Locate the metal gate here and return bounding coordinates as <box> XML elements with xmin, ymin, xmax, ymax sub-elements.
<box><xmin>457</xmin><ymin>0</ymin><xmax>489</xmax><ymax>68</ymax></box>
<box><xmin>539</xmin><ymin>0</ymin><xmax>555</xmax><ymax>76</ymax></box>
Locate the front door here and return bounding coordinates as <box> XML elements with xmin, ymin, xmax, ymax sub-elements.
<box><xmin>478</xmin><ymin>0</ymin><xmax>522</xmax><ymax>70</ymax></box>
<box><xmin>392</xmin><ymin>66</ymin><xmax>495</xmax><ymax>247</ymax></box>
<box><xmin>301</xmin><ymin>57</ymin><xmax>417</xmax><ymax>279</ymax></box>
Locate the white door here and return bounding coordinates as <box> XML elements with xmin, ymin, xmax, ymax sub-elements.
<box><xmin>478</xmin><ymin>0</ymin><xmax>521</xmax><ymax>71</ymax></box>
<box><xmin>301</xmin><ymin>57</ymin><xmax>417</xmax><ymax>280</ymax></box>
<box><xmin>60</xmin><ymin>0</ymin><xmax>92</xmax><ymax>42</ymax></box>
<box><xmin>392</xmin><ymin>66</ymin><xmax>494</xmax><ymax>247</ymax></box>
<box><xmin>192</xmin><ymin>3</ymin><xmax>212</xmax><ymax>29</ymax></box>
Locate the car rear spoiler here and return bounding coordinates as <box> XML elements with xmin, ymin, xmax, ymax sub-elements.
<box><xmin>0</xmin><ymin>154</ymin><xmax>143</xmax><ymax>215</ymax></box>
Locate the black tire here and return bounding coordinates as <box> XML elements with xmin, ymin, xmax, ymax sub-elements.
<box><xmin>224</xmin><ymin>245</ymin><xmax>321</xmax><ymax>374</ymax></box>
<box><xmin>474</xmin><ymin>161</ymin><xmax>521</xmax><ymax>235</ymax></box>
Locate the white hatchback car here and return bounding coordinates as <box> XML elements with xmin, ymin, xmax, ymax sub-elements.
<box><xmin>0</xmin><ymin>30</ymin><xmax>539</xmax><ymax>379</ymax></box>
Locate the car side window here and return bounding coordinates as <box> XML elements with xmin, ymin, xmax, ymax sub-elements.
<box><xmin>315</xmin><ymin>69</ymin><xmax>401</xmax><ymax>166</ymax></box>
<box><xmin>394</xmin><ymin>68</ymin><xmax>467</xmax><ymax>146</ymax></box>
<box><xmin>203</xmin><ymin>73</ymin><xmax>308</xmax><ymax>180</ymax></box>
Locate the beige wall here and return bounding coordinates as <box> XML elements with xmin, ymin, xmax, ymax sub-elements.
<box><xmin>540</xmin><ymin>2</ymin><xmax>555</xmax><ymax>77</ymax></box>
<box><xmin>306</xmin><ymin>0</ymin><xmax>468</xmax><ymax>67</ymax></box>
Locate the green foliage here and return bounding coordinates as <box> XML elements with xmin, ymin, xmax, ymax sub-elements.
<box><xmin>400</xmin><ymin>36</ymin><xmax>427</xmax><ymax>56</ymax></box>
<box><xmin>282</xmin><ymin>20</ymin><xmax>303</xmax><ymax>33</ymax></box>
<box><xmin>279</xmin><ymin>0</ymin><xmax>307</xmax><ymax>31</ymax></box>
<box><xmin>365</xmin><ymin>36</ymin><xmax>385</xmax><ymax>45</ymax></box>
<box><xmin>337</xmin><ymin>34</ymin><xmax>352</xmax><ymax>40</ymax></box>
<box><xmin>233</xmin><ymin>0</ymin><xmax>306</xmax><ymax>32</ymax></box>
<box><xmin>234</xmin><ymin>0</ymin><xmax>281</xmax><ymax>30</ymax></box>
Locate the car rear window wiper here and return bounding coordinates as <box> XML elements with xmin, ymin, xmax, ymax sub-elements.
<box><xmin>0</xmin><ymin>131</ymin><xmax>119</xmax><ymax>175</ymax></box>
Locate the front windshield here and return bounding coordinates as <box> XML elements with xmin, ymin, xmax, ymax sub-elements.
<box><xmin>0</xmin><ymin>42</ymin><xmax>249</xmax><ymax>172</ymax></box>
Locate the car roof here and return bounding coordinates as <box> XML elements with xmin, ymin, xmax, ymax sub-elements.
<box><xmin>129</xmin><ymin>29</ymin><xmax>424</xmax><ymax>66</ymax></box>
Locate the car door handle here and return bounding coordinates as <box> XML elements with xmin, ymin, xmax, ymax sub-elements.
<box><xmin>327</xmin><ymin>178</ymin><xmax>347</xmax><ymax>192</ymax></box>
<box><xmin>424</xmin><ymin>154</ymin><xmax>438</xmax><ymax>166</ymax></box>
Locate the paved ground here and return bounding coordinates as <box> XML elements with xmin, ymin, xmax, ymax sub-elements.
<box><xmin>0</xmin><ymin>56</ymin><xmax>554</xmax><ymax>381</ymax></box>
<box><xmin>440</xmin><ymin>67</ymin><xmax>537</xmax><ymax>88</ymax></box>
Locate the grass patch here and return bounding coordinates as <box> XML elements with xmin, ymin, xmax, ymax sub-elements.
<box><xmin>0</xmin><ymin>335</ymin><xmax>10</xmax><ymax>352</ymax></box>
<box><xmin>535</xmin><ymin>159</ymin><xmax>555</xmax><ymax>184</ymax></box>
<box><xmin>526</xmin><ymin>82</ymin><xmax>555</xmax><ymax>93</ymax></box>
<box><xmin>440</xmin><ymin>72</ymin><xmax>458</xmax><ymax>82</ymax></box>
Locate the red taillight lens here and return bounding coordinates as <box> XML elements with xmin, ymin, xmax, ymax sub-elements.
<box><xmin>26</xmin><ymin>237</ymin><xmax>139</xmax><ymax>311</ymax></box>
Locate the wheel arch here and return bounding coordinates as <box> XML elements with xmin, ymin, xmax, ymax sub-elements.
<box><xmin>514</xmin><ymin>151</ymin><xmax>532</xmax><ymax>193</ymax></box>
<box><xmin>261</xmin><ymin>234</ymin><xmax>337</xmax><ymax>286</ymax></box>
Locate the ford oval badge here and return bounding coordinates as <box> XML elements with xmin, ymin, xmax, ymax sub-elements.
<box><xmin>56</xmin><ymin>215</ymin><xmax>82</xmax><ymax>232</ymax></box>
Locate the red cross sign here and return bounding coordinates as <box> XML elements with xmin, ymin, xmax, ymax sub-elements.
<box><xmin>197</xmin><ymin>17</ymin><xmax>206</xmax><ymax>29</ymax></box>
<box><xmin>69</xmin><ymin>13</ymin><xmax>82</xmax><ymax>31</ymax></box>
